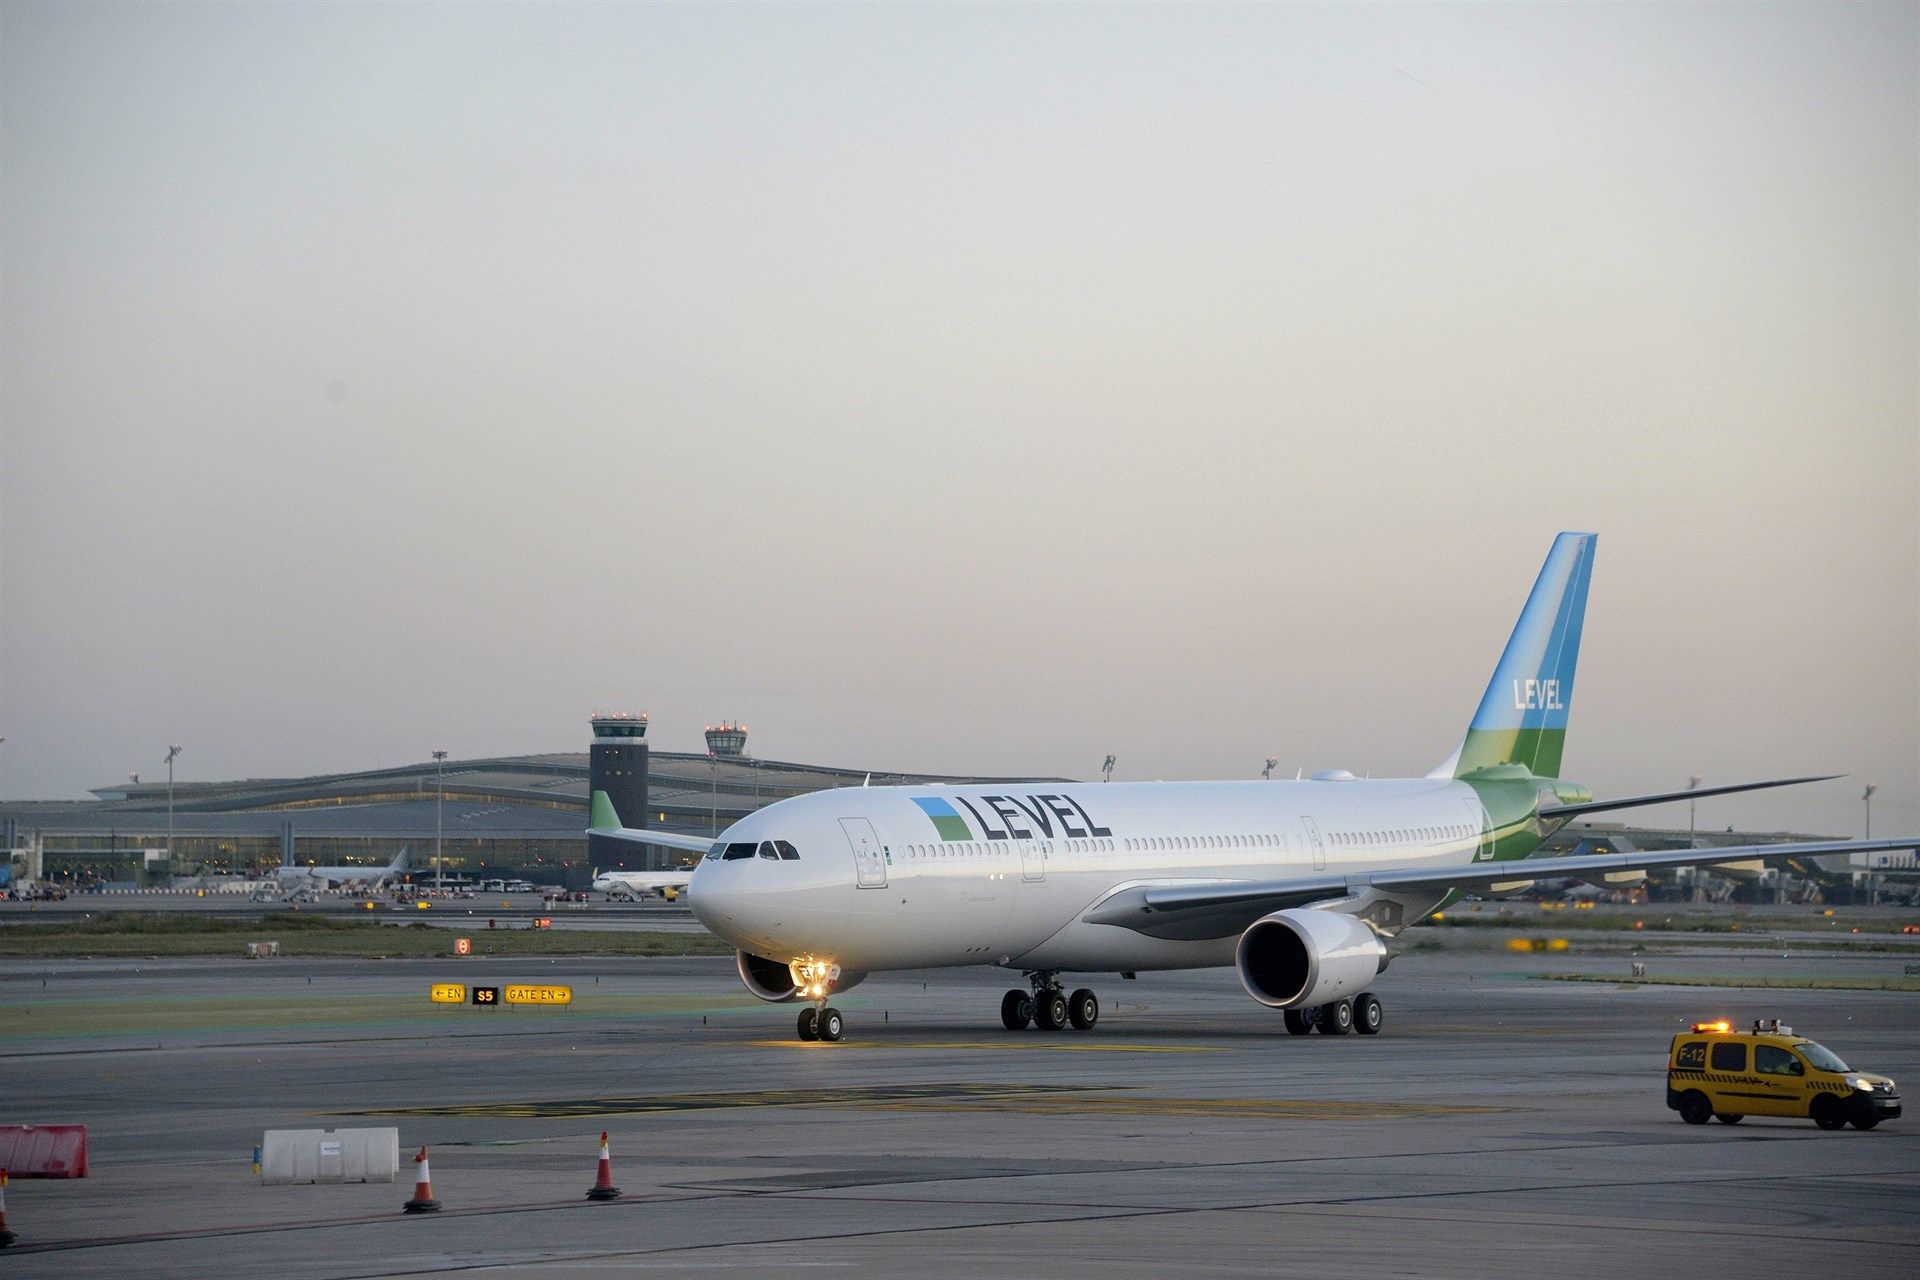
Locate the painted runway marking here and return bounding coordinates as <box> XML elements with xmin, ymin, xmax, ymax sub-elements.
<box><xmin>350</xmin><ymin>1082</ymin><xmax>1117</xmax><ymax>1118</ymax></box>
<box><xmin>349</xmin><ymin>1084</ymin><xmax>1506</xmax><ymax>1121</ymax></box>
<box><xmin>743</xmin><ymin>1038</ymin><xmax>1218</xmax><ymax>1053</ymax></box>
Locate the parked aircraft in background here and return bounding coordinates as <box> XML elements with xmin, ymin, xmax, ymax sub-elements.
<box><xmin>273</xmin><ymin>846</ymin><xmax>410</xmax><ymax>892</ymax></box>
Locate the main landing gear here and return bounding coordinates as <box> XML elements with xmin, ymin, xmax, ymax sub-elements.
<box><xmin>1282</xmin><ymin>991</ymin><xmax>1384</xmax><ymax>1037</ymax></box>
<box><xmin>1001</xmin><ymin>973</ymin><xmax>1099</xmax><ymax>1033</ymax></box>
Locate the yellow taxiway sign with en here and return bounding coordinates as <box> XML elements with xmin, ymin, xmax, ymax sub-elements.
<box><xmin>428</xmin><ymin>983</ymin><xmax>572</xmax><ymax>1006</ymax></box>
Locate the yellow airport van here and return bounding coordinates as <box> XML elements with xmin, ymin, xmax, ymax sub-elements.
<box><xmin>1667</xmin><ymin>1019</ymin><xmax>1901</xmax><ymax>1130</ymax></box>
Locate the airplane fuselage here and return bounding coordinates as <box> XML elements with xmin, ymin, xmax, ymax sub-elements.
<box><xmin>687</xmin><ymin>777</ymin><xmax>1535</xmax><ymax>975</ymax></box>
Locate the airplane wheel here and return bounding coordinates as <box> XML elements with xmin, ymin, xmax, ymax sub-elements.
<box><xmin>1068</xmin><ymin>989</ymin><xmax>1099</xmax><ymax>1031</ymax></box>
<box><xmin>1001</xmin><ymin>989</ymin><xmax>1034</xmax><ymax>1031</ymax></box>
<box><xmin>1283</xmin><ymin>1008</ymin><xmax>1315</xmax><ymax>1036</ymax></box>
<box><xmin>1353</xmin><ymin>992</ymin><xmax>1383</xmax><ymax>1035</ymax></box>
<box><xmin>1316</xmin><ymin>1000</ymin><xmax>1354</xmax><ymax>1035</ymax></box>
<box><xmin>818</xmin><ymin>1007</ymin><xmax>844</xmax><ymax>1042</ymax></box>
<box><xmin>797</xmin><ymin>1007</ymin><xmax>819</xmax><ymax>1041</ymax></box>
<box><xmin>1035</xmin><ymin>991</ymin><xmax>1068</xmax><ymax>1031</ymax></box>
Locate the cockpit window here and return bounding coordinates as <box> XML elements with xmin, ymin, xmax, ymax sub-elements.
<box><xmin>757</xmin><ymin>841</ymin><xmax>779</xmax><ymax>860</ymax></box>
<box><xmin>705</xmin><ymin>843</ymin><xmax>725</xmax><ymax>861</ymax></box>
<box><xmin>722</xmin><ymin>842</ymin><xmax>758</xmax><ymax>861</ymax></box>
<box><xmin>776</xmin><ymin>840</ymin><xmax>800</xmax><ymax>861</ymax></box>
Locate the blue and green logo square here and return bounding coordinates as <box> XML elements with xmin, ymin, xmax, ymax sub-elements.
<box><xmin>911</xmin><ymin>796</ymin><xmax>972</xmax><ymax>841</ymax></box>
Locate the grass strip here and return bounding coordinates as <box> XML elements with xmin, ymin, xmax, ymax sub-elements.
<box><xmin>0</xmin><ymin>912</ymin><xmax>731</xmax><ymax>958</ymax></box>
<box><xmin>1538</xmin><ymin>972</ymin><xmax>1920</xmax><ymax>992</ymax></box>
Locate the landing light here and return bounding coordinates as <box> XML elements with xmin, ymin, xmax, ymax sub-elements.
<box><xmin>1691</xmin><ymin>1020</ymin><xmax>1731</xmax><ymax>1033</ymax></box>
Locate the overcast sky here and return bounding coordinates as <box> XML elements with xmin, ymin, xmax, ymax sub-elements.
<box><xmin>3</xmin><ymin>3</ymin><xmax>1914</xmax><ymax>836</ymax></box>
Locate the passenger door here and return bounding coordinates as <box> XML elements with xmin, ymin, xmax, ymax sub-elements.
<box><xmin>1021</xmin><ymin>839</ymin><xmax>1046</xmax><ymax>882</ymax></box>
<box><xmin>1751</xmin><ymin>1043</ymin><xmax>1809</xmax><ymax>1116</ymax></box>
<box><xmin>1301</xmin><ymin>816</ymin><xmax>1327</xmax><ymax>871</ymax></box>
<box><xmin>839</xmin><ymin>817</ymin><xmax>887</xmax><ymax>889</ymax></box>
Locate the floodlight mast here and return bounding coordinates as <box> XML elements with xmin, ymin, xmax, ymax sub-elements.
<box><xmin>432</xmin><ymin>750</ymin><xmax>448</xmax><ymax>890</ymax></box>
<box><xmin>164</xmin><ymin>745</ymin><xmax>183</xmax><ymax>870</ymax></box>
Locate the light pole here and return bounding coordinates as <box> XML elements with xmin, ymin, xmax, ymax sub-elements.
<box><xmin>165</xmin><ymin>745</ymin><xmax>183</xmax><ymax>869</ymax></box>
<box><xmin>432</xmin><ymin>750</ymin><xmax>448</xmax><ymax>891</ymax></box>
<box><xmin>1863</xmin><ymin>783</ymin><xmax>1877</xmax><ymax>838</ymax></box>
<box><xmin>709</xmin><ymin>752</ymin><xmax>718</xmax><ymax>835</ymax></box>
<box><xmin>1686</xmin><ymin>774</ymin><xmax>1703</xmax><ymax>846</ymax></box>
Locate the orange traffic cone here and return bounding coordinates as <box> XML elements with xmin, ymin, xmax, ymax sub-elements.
<box><xmin>586</xmin><ymin>1130</ymin><xmax>621</xmax><ymax>1201</ymax></box>
<box><xmin>403</xmin><ymin>1146</ymin><xmax>441</xmax><ymax>1213</ymax></box>
<box><xmin>0</xmin><ymin>1168</ymin><xmax>17</xmax><ymax>1248</ymax></box>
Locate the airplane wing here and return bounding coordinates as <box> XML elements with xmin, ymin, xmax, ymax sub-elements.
<box><xmin>586</xmin><ymin>823</ymin><xmax>715</xmax><ymax>856</ymax></box>
<box><xmin>1082</xmin><ymin>835</ymin><xmax>1920</xmax><ymax>941</ymax></box>
<box><xmin>1538</xmin><ymin>774</ymin><xmax>1840</xmax><ymax>820</ymax></box>
<box><xmin>587</xmin><ymin>790</ymin><xmax>715</xmax><ymax>855</ymax></box>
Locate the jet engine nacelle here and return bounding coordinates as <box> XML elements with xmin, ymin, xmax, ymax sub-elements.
<box><xmin>1235</xmin><ymin>908</ymin><xmax>1389</xmax><ymax>1010</ymax></box>
<box><xmin>734</xmin><ymin>950</ymin><xmax>866</xmax><ymax>1002</ymax></box>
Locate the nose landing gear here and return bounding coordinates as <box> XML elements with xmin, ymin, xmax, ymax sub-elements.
<box><xmin>792</xmin><ymin>959</ymin><xmax>845</xmax><ymax>1042</ymax></box>
<box><xmin>796</xmin><ymin>1002</ymin><xmax>845</xmax><ymax>1041</ymax></box>
<box><xmin>1001</xmin><ymin>973</ymin><xmax>1100</xmax><ymax>1033</ymax></box>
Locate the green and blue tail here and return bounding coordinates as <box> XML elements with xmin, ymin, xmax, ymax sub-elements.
<box><xmin>1438</xmin><ymin>532</ymin><xmax>1597</xmax><ymax>781</ymax></box>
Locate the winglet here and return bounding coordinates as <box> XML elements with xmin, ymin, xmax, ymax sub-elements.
<box><xmin>589</xmin><ymin>790</ymin><xmax>623</xmax><ymax>832</ymax></box>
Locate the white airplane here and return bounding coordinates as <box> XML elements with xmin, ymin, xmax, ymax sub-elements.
<box><xmin>273</xmin><ymin>846</ymin><xmax>410</xmax><ymax>892</ymax></box>
<box><xmin>589</xmin><ymin>533</ymin><xmax>1918</xmax><ymax>1043</ymax></box>
<box><xmin>590</xmin><ymin>868</ymin><xmax>694</xmax><ymax>900</ymax></box>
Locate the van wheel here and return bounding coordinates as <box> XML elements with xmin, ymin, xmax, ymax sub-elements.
<box><xmin>1713</xmin><ymin>1113</ymin><xmax>1742</xmax><ymax>1125</ymax></box>
<box><xmin>1677</xmin><ymin>1091</ymin><xmax>1712</xmax><ymax>1125</ymax></box>
<box><xmin>1810</xmin><ymin>1095</ymin><xmax>1847</xmax><ymax>1131</ymax></box>
<box><xmin>1851</xmin><ymin>1115</ymin><xmax>1880</xmax><ymax>1130</ymax></box>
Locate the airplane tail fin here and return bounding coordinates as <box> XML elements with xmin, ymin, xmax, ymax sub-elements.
<box><xmin>389</xmin><ymin>845</ymin><xmax>410</xmax><ymax>872</ymax></box>
<box><xmin>1437</xmin><ymin>532</ymin><xmax>1596</xmax><ymax>781</ymax></box>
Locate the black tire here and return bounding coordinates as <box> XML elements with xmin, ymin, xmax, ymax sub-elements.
<box><xmin>1851</xmin><ymin>1114</ymin><xmax>1880</xmax><ymax>1131</ymax></box>
<box><xmin>1677</xmin><ymin>1091</ymin><xmax>1712</xmax><ymax>1125</ymax></box>
<box><xmin>818</xmin><ymin>1007</ymin><xmax>844</xmax><ymax>1042</ymax></box>
<box><xmin>1713</xmin><ymin>1113</ymin><xmax>1742</xmax><ymax>1125</ymax></box>
<box><xmin>1352</xmin><ymin>992</ymin><xmax>1383</xmax><ymax>1036</ymax></box>
<box><xmin>1035</xmin><ymin>991</ymin><xmax>1068</xmax><ymax>1031</ymax></box>
<box><xmin>797</xmin><ymin>1007</ymin><xmax>819</xmax><ymax>1041</ymax></box>
<box><xmin>1316</xmin><ymin>1000</ymin><xmax>1354</xmax><ymax>1036</ymax></box>
<box><xmin>1810</xmin><ymin>1094</ymin><xmax>1847</xmax><ymax>1131</ymax></box>
<box><xmin>1068</xmin><ymin>989</ymin><xmax>1098</xmax><ymax>1031</ymax></box>
<box><xmin>1283</xmin><ymin>1008</ymin><xmax>1315</xmax><ymax>1035</ymax></box>
<box><xmin>1000</xmin><ymin>989</ymin><xmax>1033</xmax><ymax>1031</ymax></box>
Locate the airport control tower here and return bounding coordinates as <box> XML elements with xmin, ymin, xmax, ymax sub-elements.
<box><xmin>588</xmin><ymin>712</ymin><xmax>649</xmax><ymax>869</ymax></box>
<box><xmin>704</xmin><ymin>722</ymin><xmax>748</xmax><ymax>758</ymax></box>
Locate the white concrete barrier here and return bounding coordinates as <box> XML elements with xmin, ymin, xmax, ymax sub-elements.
<box><xmin>260</xmin><ymin>1128</ymin><xmax>399</xmax><ymax>1184</ymax></box>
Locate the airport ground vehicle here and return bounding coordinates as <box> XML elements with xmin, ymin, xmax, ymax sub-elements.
<box><xmin>1667</xmin><ymin>1020</ymin><xmax>1901</xmax><ymax>1129</ymax></box>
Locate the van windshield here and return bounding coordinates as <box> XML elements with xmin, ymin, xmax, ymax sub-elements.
<box><xmin>1797</xmin><ymin>1041</ymin><xmax>1849</xmax><ymax>1073</ymax></box>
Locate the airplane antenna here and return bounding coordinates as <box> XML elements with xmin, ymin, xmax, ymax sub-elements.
<box><xmin>1263</xmin><ymin>757</ymin><xmax>1278</xmax><ymax>781</ymax></box>
<box><xmin>862</xmin><ymin>773</ymin><xmax>870</xmax><ymax>788</ymax></box>
<box><xmin>1102</xmin><ymin>755</ymin><xmax>1116</xmax><ymax>784</ymax></box>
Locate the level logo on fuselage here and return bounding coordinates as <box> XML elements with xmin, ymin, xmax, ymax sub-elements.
<box><xmin>912</xmin><ymin>793</ymin><xmax>1112</xmax><ymax>842</ymax></box>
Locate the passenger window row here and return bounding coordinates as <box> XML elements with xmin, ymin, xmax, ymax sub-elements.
<box><xmin>1332</xmin><ymin>823</ymin><xmax>1476</xmax><ymax>847</ymax></box>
